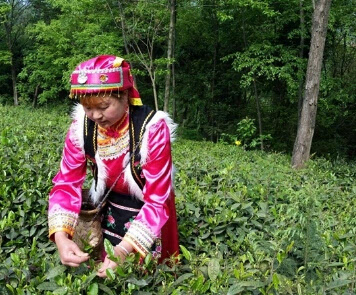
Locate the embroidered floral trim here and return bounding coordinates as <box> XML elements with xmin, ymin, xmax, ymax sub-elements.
<box><xmin>108</xmin><ymin>200</ymin><xmax>141</xmax><ymax>212</ymax></box>
<box><xmin>123</xmin><ymin>220</ymin><xmax>156</xmax><ymax>257</ymax></box>
<box><xmin>97</xmin><ymin>127</ymin><xmax>129</xmax><ymax>160</ymax></box>
<box><xmin>124</xmin><ymin>235</ymin><xmax>149</xmax><ymax>257</ymax></box>
<box><xmin>103</xmin><ymin>229</ymin><xmax>123</xmax><ymax>240</ymax></box>
<box><xmin>105</xmin><ymin>207</ymin><xmax>116</xmax><ymax>229</ymax></box>
<box><xmin>48</xmin><ymin>205</ymin><xmax>78</xmax><ymax>238</ymax></box>
<box><xmin>152</xmin><ymin>238</ymin><xmax>162</xmax><ymax>259</ymax></box>
<box><xmin>72</xmin><ymin>67</ymin><xmax>122</xmax><ymax>74</ymax></box>
<box><xmin>124</xmin><ymin>217</ymin><xmax>135</xmax><ymax>232</ymax></box>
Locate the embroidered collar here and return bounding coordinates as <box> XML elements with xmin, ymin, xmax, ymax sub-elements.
<box><xmin>98</xmin><ymin>112</ymin><xmax>129</xmax><ymax>139</ymax></box>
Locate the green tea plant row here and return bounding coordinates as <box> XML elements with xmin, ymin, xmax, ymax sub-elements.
<box><xmin>0</xmin><ymin>105</ymin><xmax>355</xmax><ymax>294</ymax></box>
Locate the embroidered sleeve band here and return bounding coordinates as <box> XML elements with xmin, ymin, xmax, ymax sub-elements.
<box><xmin>48</xmin><ymin>204</ymin><xmax>79</xmax><ymax>238</ymax></box>
<box><xmin>123</xmin><ymin>220</ymin><xmax>156</xmax><ymax>257</ymax></box>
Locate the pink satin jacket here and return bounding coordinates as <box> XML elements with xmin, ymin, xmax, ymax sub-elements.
<box><xmin>48</xmin><ymin>105</ymin><xmax>177</xmax><ymax>257</ymax></box>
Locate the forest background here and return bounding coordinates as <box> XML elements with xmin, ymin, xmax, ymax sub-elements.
<box><xmin>0</xmin><ymin>0</ymin><xmax>355</xmax><ymax>160</ymax></box>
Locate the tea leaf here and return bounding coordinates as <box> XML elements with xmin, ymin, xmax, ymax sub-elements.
<box><xmin>53</xmin><ymin>287</ymin><xmax>68</xmax><ymax>295</ymax></box>
<box><xmin>104</xmin><ymin>239</ymin><xmax>115</xmax><ymax>259</ymax></box>
<box><xmin>46</xmin><ymin>265</ymin><xmax>67</xmax><ymax>280</ymax></box>
<box><xmin>179</xmin><ymin>245</ymin><xmax>191</xmax><ymax>261</ymax></box>
<box><xmin>172</xmin><ymin>273</ymin><xmax>194</xmax><ymax>286</ymax></box>
<box><xmin>208</xmin><ymin>258</ymin><xmax>220</xmax><ymax>280</ymax></box>
<box><xmin>106</xmin><ymin>268</ymin><xmax>116</xmax><ymax>281</ymax></box>
<box><xmin>36</xmin><ymin>282</ymin><xmax>59</xmax><ymax>291</ymax></box>
<box><xmin>126</xmin><ymin>278</ymin><xmax>149</xmax><ymax>287</ymax></box>
<box><xmin>98</xmin><ymin>283</ymin><xmax>115</xmax><ymax>295</ymax></box>
<box><xmin>325</xmin><ymin>279</ymin><xmax>353</xmax><ymax>290</ymax></box>
<box><xmin>87</xmin><ymin>283</ymin><xmax>99</xmax><ymax>295</ymax></box>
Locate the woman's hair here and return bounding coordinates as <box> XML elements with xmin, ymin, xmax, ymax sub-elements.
<box><xmin>80</xmin><ymin>92</ymin><xmax>123</xmax><ymax>108</ymax></box>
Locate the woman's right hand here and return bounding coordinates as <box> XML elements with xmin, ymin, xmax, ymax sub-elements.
<box><xmin>54</xmin><ymin>231</ymin><xmax>89</xmax><ymax>267</ymax></box>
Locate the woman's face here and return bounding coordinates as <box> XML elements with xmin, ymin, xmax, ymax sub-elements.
<box><xmin>82</xmin><ymin>91</ymin><xmax>129</xmax><ymax>128</ymax></box>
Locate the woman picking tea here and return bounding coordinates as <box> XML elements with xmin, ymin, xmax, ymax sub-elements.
<box><xmin>48</xmin><ymin>55</ymin><xmax>179</xmax><ymax>277</ymax></box>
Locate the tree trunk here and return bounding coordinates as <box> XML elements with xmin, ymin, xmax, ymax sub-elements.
<box><xmin>117</xmin><ymin>0</ymin><xmax>139</xmax><ymax>87</ymax></box>
<box><xmin>172</xmin><ymin>2</ymin><xmax>177</xmax><ymax>121</ymax></box>
<box><xmin>241</xmin><ymin>16</ymin><xmax>264</xmax><ymax>150</ymax></box>
<box><xmin>33</xmin><ymin>84</ymin><xmax>40</xmax><ymax>108</ymax></box>
<box><xmin>152</xmin><ymin>82</ymin><xmax>159</xmax><ymax>111</ymax></box>
<box><xmin>297</xmin><ymin>0</ymin><xmax>305</xmax><ymax>123</ymax></box>
<box><xmin>211</xmin><ymin>37</ymin><xmax>217</xmax><ymax>101</ymax></box>
<box><xmin>211</xmin><ymin>0</ymin><xmax>219</xmax><ymax>103</ymax></box>
<box><xmin>149</xmin><ymin>71</ymin><xmax>159</xmax><ymax>111</ymax></box>
<box><xmin>172</xmin><ymin>33</ymin><xmax>177</xmax><ymax>120</ymax></box>
<box><xmin>340</xmin><ymin>31</ymin><xmax>347</xmax><ymax>76</ymax></box>
<box><xmin>163</xmin><ymin>0</ymin><xmax>176</xmax><ymax>113</ymax></box>
<box><xmin>172</xmin><ymin>68</ymin><xmax>176</xmax><ymax>120</ymax></box>
<box><xmin>291</xmin><ymin>0</ymin><xmax>332</xmax><ymax>169</ymax></box>
<box><xmin>11</xmin><ymin>56</ymin><xmax>18</xmax><ymax>106</ymax></box>
<box><xmin>253</xmin><ymin>78</ymin><xmax>264</xmax><ymax>150</ymax></box>
<box><xmin>118</xmin><ymin>1</ymin><xmax>130</xmax><ymax>56</ymax></box>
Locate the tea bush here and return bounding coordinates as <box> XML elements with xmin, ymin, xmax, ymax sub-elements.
<box><xmin>0</xmin><ymin>105</ymin><xmax>355</xmax><ymax>294</ymax></box>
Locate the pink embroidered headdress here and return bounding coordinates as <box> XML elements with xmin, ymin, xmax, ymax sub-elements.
<box><xmin>69</xmin><ymin>55</ymin><xmax>142</xmax><ymax>106</ymax></box>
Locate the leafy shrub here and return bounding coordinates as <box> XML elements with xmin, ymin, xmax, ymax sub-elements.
<box><xmin>219</xmin><ymin>118</ymin><xmax>272</xmax><ymax>150</ymax></box>
<box><xmin>0</xmin><ymin>105</ymin><xmax>355</xmax><ymax>294</ymax></box>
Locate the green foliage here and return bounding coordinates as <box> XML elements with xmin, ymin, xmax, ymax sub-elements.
<box><xmin>237</xmin><ymin>117</ymin><xmax>257</xmax><ymax>140</ymax></box>
<box><xmin>1</xmin><ymin>105</ymin><xmax>355</xmax><ymax>294</ymax></box>
<box><xmin>17</xmin><ymin>0</ymin><xmax>124</xmax><ymax>105</ymax></box>
<box><xmin>219</xmin><ymin>117</ymin><xmax>272</xmax><ymax>149</ymax></box>
<box><xmin>0</xmin><ymin>50</ymin><xmax>11</xmax><ymax>65</ymax></box>
<box><xmin>0</xmin><ymin>0</ymin><xmax>354</xmax><ymax>157</ymax></box>
<box><xmin>225</xmin><ymin>44</ymin><xmax>303</xmax><ymax>100</ymax></box>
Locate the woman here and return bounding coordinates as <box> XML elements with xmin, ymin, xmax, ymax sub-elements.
<box><xmin>48</xmin><ymin>55</ymin><xmax>179</xmax><ymax>277</ymax></box>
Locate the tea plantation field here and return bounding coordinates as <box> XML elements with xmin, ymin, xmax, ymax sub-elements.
<box><xmin>0</xmin><ymin>105</ymin><xmax>355</xmax><ymax>294</ymax></box>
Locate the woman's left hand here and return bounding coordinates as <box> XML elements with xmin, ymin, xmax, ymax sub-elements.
<box><xmin>96</xmin><ymin>246</ymin><xmax>127</xmax><ymax>278</ymax></box>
